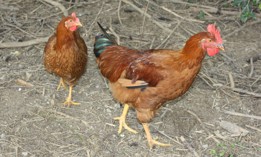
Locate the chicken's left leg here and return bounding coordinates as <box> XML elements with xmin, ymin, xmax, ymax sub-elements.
<box><xmin>57</xmin><ymin>78</ymin><xmax>67</xmax><ymax>91</ymax></box>
<box><xmin>142</xmin><ymin>123</ymin><xmax>172</xmax><ymax>149</ymax></box>
<box><xmin>114</xmin><ymin>104</ymin><xmax>138</xmax><ymax>134</ymax></box>
<box><xmin>64</xmin><ymin>85</ymin><xmax>80</xmax><ymax>107</ymax></box>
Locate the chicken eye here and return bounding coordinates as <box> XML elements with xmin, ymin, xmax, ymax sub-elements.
<box><xmin>69</xmin><ymin>19</ymin><xmax>73</xmax><ymax>23</ymax></box>
<box><xmin>208</xmin><ymin>39</ymin><xmax>212</xmax><ymax>42</ymax></box>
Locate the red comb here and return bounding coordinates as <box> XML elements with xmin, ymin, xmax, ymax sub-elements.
<box><xmin>71</xmin><ymin>12</ymin><xmax>76</xmax><ymax>18</ymax></box>
<box><xmin>207</xmin><ymin>24</ymin><xmax>222</xmax><ymax>43</ymax></box>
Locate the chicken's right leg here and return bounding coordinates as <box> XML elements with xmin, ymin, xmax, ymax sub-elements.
<box><xmin>57</xmin><ymin>78</ymin><xmax>67</xmax><ymax>91</ymax></box>
<box><xmin>142</xmin><ymin>123</ymin><xmax>172</xmax><ymax>149</ymax></box>
<box><xmin>114</xmin><ymin>104</ymin><xmax>138</xmax><ymax>134</ymax></box>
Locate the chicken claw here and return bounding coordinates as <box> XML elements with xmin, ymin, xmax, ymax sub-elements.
<box><xmin>142</xmin><ymin>123</ymin><xmax>172</xmax><ymax>149</ymax></box>
<box><xmin>63</xmin><ymin>85</ymin><xmax>80</xmax><ymax>107</ymax></box>
<box><xmin>57</xmin><ymin>78</ymin><xmax>67</xmax><ymax>91</ymax></box>
<box><xmin>114</xmin><ymin>104</ymin><xmax>138</xmax><ymax>134</ymax></box>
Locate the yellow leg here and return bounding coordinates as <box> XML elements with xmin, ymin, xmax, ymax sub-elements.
<box><xmin>63</xmin><ymin>85</ymin><xmax>80</xmax><ymax>107</ymax></box>
<box><xmin>114</xmin><ymin>104</ymin><xmax>138</xmax><ymax>134</ymax></box>
<box><xmin>142</xmin><ymin>123</ymin><xmax>172</xmax><ymax>149</ymax></box>
<box><xmin>57</xmin><ymin>78</ymin><xmax>67</xmax><ymax>91</ymax></box>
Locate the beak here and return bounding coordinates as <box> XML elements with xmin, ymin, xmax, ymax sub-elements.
<box><xmin>75</xmin><ymin>21</ymin><xmax>83</xmax><ymax>27</ymax></box>
<box><xmin>218</xmin><ymin>44</ymin><xmax>225</xmax><ymax>51</ymax></box>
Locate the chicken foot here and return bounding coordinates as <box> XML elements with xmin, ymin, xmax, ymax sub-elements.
<box><xmin>57</xmin><ymin>78</ymin><xmax>67</xmax><ymax>91</ymax></box>
<box><xmin>64</xmin><ymin>85</ymin><xmax>80</xmax><ymax>107</ymax></box>
<box><xmin>142</xmin><ymin>123</ymin><xmax>172</xmax><ymax>149</ymax></box>
<box><xmin>114</xmin><ymin>104</ymin><xmax>138</xmax><ymax>134</ymax></box>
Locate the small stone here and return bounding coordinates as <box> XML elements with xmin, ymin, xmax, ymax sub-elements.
<box><xmin>202</xmin><ymin>144</ymin><xmax>208</xmax><ymax>149</ymax></box>
<box><xmin>22</xmin><ymin>152</ymin><xmax>28</xmax><ymax>156</ymax></box>
<box><xmin>1</xmin><ymin>133</ymin><xmax>6</xmax><ymax>140</ymax></box>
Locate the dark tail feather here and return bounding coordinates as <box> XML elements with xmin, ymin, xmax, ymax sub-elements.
<box><xmin>97</xmin><ymin>22</ymin><xmax>118</xmax><ymax>45</ymax></box>
<box><xmin>94</xmin><ymin>22</ymin><xmax>117</xmax><ymax>58</ymax></box>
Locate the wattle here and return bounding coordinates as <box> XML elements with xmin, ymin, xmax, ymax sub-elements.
<box><xmin>207</xmin><ymin>48</ymin><xmax>219</xmax><ymax>56</ymax></box>
<box><xmin>69</xmin><ymin>26</ymin><xmax>77</xmax><ymax>31</ymax></box>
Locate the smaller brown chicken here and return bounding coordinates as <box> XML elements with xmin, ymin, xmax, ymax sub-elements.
<box><xmin>44</xmin><ymin>12</ymin><xmax>87</xmax><ymax>106</ymax></box>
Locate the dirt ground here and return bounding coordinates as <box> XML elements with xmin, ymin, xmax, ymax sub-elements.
<box><xmin>0</xmin><ymin>0</ymin><xmax>261</xmax><ymax>157</ymax></box>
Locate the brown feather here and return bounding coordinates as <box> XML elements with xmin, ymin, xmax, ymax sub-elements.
<box><xmin>97</xmin><ymin>31</ymin><xmax>218</xmax><ymax>123</ymax></box>
<box><xmin>44</xmin><ymin>15</ymin><xmax>87</xmax><ymax>85</ymax></box>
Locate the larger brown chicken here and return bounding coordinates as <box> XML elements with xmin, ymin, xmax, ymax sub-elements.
<box><xmin>94</xmin><ymin>23</ymin><xmax>224</xmax><ymax>148</ymax></box>
<box><xmin>44</xmin><ymin>12</ymin><xmax>87</xmax><ymax>106</ymax></box>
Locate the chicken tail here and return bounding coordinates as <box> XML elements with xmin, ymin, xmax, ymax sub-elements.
<box><xmin>94</xmin><ymin>22</ymin><xmax>117</xmax><ymax>57</ymax></box>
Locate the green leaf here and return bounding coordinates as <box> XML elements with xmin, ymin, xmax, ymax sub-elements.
<box><xmin>233</xmin><ymin>0</ymin><xmax>243</xmax><ymax>6</ymax></box>
<box><xmin>197</xmin><ymin>11</ymin><xmax>205</xmax><ymax>20</ymax></box>
<box><xmin>210</xmin><ymin>149</ymin><xmax>217</xmax><ymax>156</ymax></box>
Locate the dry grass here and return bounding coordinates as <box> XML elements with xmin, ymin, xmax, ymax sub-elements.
<box><xmin>0</xmin><ymin>0</ymin><xmax>260</xmax><ymax>156</ymax></box>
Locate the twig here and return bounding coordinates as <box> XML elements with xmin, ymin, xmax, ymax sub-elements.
<box><xmin>224</xmin><ymin>19</ymin><xmax>261</xmax><ymax>39</ymax></box>
<box><xmin>172</xmin><ymin>0</ymin><xmax>242</xmax><ymax>16</ymax></box>
<box><xmin>161</xmin><ymin>6</ymin><xmax>204</xmax><ymax>23</ymax></box>
<box><xmin>223</xmin><ymin>110</ymin><xmax>261</xmax><ymax>120</ymax></box>
<box><xmin>4</xmin><ymin>23</ymin><xmax>36</xmax><ymax>38</ymax></box>
<box><xmin>245</xmin><ymin>125</ymin><xmax>261</xmax><ymax>132</ymax></box>
<box><xmin>109</xmin><ymin>18</ymin><xmax>121</xmax><ymax>45</ymax></box>
<box><xmin>180</xmin><ymin>136</ymin><xmax>200</xmax><ymax>157</ymax></box>
<box><xmin>251</xmin><ymin>75</ymin><xmax>261</xmax><ymax>87</ymax></box>
<box><xmin>228</xmin><ymin>72</ymin><xmax>235</xmax><ymax>88</ymax></box>
<box><xmin>157</xmin><ymin>131</ymin><xmax>183</xmax><ymax>146</ymax></box>
<box><xmin>220</xmin><ymin>52</ymin><xmax>235</xmax><ymax>62</ymax></box>
<box><xmin>0</xmin><ymin>37</ymin><xmax>49</xmax><ymax>48</ymax></box>
<box><xmin>248</xmin><ymin>57</ymin><xmax>254</xmax><ymax>78</ymax></box>
<box><xmin>121</xmin><ymin>0</ymin><xmax>169</xmax><ymax>32</ymax></box>
<box><xmin>16</xmin><ymin>79</ymin><xmax>34</xmax><ymax>87</ymax></box>
<box><xmin>139</xmin><ymin>0</ymin><xmax>150</xmax><ymax>47</ymax></box>
<box><xmin>43</xmin><ymin>0</ymin><xmax>68</xmax><ymax>16</ymax></box>
<box><xmin>201</xmin><ymin>74</ymin><xmax>261</xmax><ymax>98</ymax></box>
<box><xmin>227</xmin><ymin>86</ymin><xmax>261</xmax><ymax>98</ymax></box>
<box><xmin>198</xmin><ymin>74</ymin><xmax>214</xmax><ymax>88</ymax></box>
<box><xmin>87</xmin><ymin>2</ymin><xmax>104</xmax><ymax>34</ymax></box>
<box><xmin>117</xmin><ymin>0</ymin><xmax>123</xmax><ymax>25</ymax></box>
<box><xmin>49</xmin><ymin>109</ymin><xmax>91</xmax><ymax>127</ymax></box>
<box><xmin>187</xmin><ymin>110</ymin><xmax>220</xmax><ymax>143</ymax></box>
<box><xmin>156</xmin><ymin>22</ymin><xmax>181</xmax><ymax>49</ymax></box>
<box><xmin>247</xmin><ymin>54</ymin><xmax>261</xmax><ymax>63</ymax></box>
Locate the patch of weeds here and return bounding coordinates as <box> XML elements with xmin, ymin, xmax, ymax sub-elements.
<box><xmin>209</xmin><ymin>143</ymin><xmax>237</xmax><ymax>157</ymax></box>
<box><xmin>233</xmin><ymin>0</ymin><xmax>261</xmax><ymax>23</ymax></box>
<box><xmin>197</xmin><ymin>10</ymin><xmax>206</xmax><ymax>20</ymax></box>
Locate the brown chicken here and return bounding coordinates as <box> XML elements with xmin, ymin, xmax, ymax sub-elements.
<box><xmin>94</xmin><ymin>23</ymin><xmax>224</xmax><ymax>148</ymax></box>
<box><xmin>44</xmin><ymin>12</ymin><xmax>87</xmax><ymax>106</ymax></box>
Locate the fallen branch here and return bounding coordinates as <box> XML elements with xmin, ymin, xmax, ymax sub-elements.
<box><xmin>180</xmin><ymin>136</ymin><xmax>200</xmax><ymax>157</ymax></box>
<box><xmin>223</xmin><ymin>110</ymin><xmax>261</xmax><ymax>120</ymax></box>
<box><xmin>0</xmin><ymin>37</ymin><xmax>49</xmax><ymax>48</ymax></box>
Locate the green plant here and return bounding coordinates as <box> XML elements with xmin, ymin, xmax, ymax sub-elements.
<box><xmin>209</xmin><ymin>143</ymin><xmax>237</xmax><ymax>157</ymax></box>
<box><xmin>197</xmin><ymin>10</ymin><xmax>206</xmax><ymax>20</ymax></box>
<box><xmin>233</xmin><ymin>0</ymin><xmax>260</xmax><ymax>23</ymax></box>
